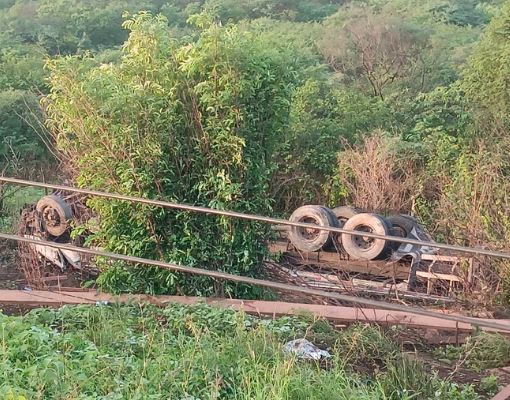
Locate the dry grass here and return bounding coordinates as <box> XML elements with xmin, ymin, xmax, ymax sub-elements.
<box><xmin>335</xmin><ymin>132</ymin><xmax>420</xmax><ymax>214</ymax></box>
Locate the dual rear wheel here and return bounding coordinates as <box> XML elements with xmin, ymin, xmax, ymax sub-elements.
<box><xmin>341</xmin><ymin>213</ymin><xmax>394</xmax><ymax>260</ymax></box>
<box><xmin>288</xmin><ymin>205</ymin><xmax>339</xmax><ymax>252</ymax></box>
<box><xmin>288</xmin><ymin>206</ymin><xmax>417</xmax><ymax>260</ymax></box>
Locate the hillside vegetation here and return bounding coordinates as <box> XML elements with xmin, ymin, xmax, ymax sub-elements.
<box><xmin>1</xmin><ymin>0</ymin><xmax>510</xmax><ymax>299</ymax></box>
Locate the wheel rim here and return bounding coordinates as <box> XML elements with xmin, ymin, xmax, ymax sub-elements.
<box><xmin>352</xmin><ymin>225</ymin><xmax>376</xmax><ymax>251</ymax></box>
<box><xmin>297</xmin><ymin>216</ymin><xmax>320</xmax><ymax>241</ymax></box>
<box><xmin>42</xmin><ymin>206</ymin><xmax>62</xmax><ymax>228</ymax></box>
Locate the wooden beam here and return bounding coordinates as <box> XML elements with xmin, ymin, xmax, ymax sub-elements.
<box><xmin>268</xmin><ymin>242</ymin><xmax>410</xmax><ymax>279</ymax></box>
<box><xmin>491</xmin><ymin>383</ymin><xmax>510</xmax><ymax>400</ymax></box>
<box><xmin>276</xmin><ymin>266</ymin><xmax>404</xmax><ymax>289</ymax></box>
<box><xmin>421</xmin><ymin>254</ymin><xmax>466</xmax><ymax>263</ymax></box>
<box><xmin>270</xmin><ymin>235</ymin><xmax>473</xmax><ymax>265</ymax></box>
<box><xmin>275</xmin><ymin>267</ymin><xmax>456</xmax><ymax>303</ymax></box>
<box><xmin>416</xmin><ymin>271</ymin><xmax>462</xmax><ymax>282</ymax></box>
<box><xmin>47</xmin><ymin>287</ymin><xmax>95</xmax><ymax>292</ymax></box>
<box><xmin>0</xmin><ymin>290</ymin><xmax>509</xmax><ymax>334</ymax></box>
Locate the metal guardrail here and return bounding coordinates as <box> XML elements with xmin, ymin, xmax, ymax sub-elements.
<box><xmin>3</xmin><ymin>177</ymin><xmax>510</xmax><ymax>260</ymax></box>
<box><xmin>3</xmin><ymin>232</ymin><xmax>510</xmax><ymax>333</ymax></box>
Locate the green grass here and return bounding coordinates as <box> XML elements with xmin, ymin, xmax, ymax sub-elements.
<box><xmin>0</xmin><ymin>302</ymin><xmax>482</xmax><ymax>400</ymax></box>
<box><xmin>2</xmin><ymin>186</ymin><xmax>46</xmax><ymax>212</ymax></box>
<box><xmin>434</xmin><ymin>331</ymin><xmax>510</xmax><ymax>371</ymax></box>
<box><xmin>0</xmin><ymin>186</ymin><xmax>45</xmax><ymax>233</ymax></box>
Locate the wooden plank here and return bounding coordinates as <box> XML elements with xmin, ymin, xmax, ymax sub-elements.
<box><xmin>268</xmin><ymin>242</ymin><xmax>410</xmax><ymax>279</ymax></box>
<box><xmin>47</xmin><ymin>287</ymin><xmax>96</xmax><ymax>292</ymax></box>
<box><xmin>0</xmin><ymin>290</ymin><xmax>117</xmax><ymax>305</ymax></box>
<box><xmin>491</xmin><ymin>383</ymin><xmax>510</xmax><ymax>400</ymax></box>
<box><xmin>0</xmin><ymin>290</ymin><xmax>509</xmax><ymax>334</ymax></box>
<box><xmin>277</xmin><ymin>266</ymin><xmax>407</xmax><ymax>291</ymax></box>
<box><xmin>271</xmin><ymin>242</ymin><xmax>472</xmax><ymax>265</ymax></box>
<box><xmin>421</xmin><ymin>254</ymin><xmax>473</xmax><ymax>264</ymax></box>
<box><xmin>416</xmin><ymin>271</ymin><xmax>462</xmax><ymax>282</ymax></box>
<box><xmin>15</xmin><ymin>275</ymin><xmax>68</xmax><ymax>283</ymax></box>
<box><xmin>279</xmin><ymin>267</ymin><xmax>455</xmax><ymax>303</ymax></box>
<box><xmin>269</xmin><ymin>241</ymin><xmax>471</xmax><ymax>294</ymax></box>
<box><xmin>421</xmin><ymin>254</ymin><xmax>464</xmax><ymax>263</ymax></box>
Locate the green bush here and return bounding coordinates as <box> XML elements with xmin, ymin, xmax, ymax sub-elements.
<box><xmin>435</xmin><ymin>332</ymin><xmax>510</xmax><ymax>371</ymax></box>
<box><xmin>44</xmin><ymin>11</ymin><xmax>297</xmax><ymax>296</ymax></box>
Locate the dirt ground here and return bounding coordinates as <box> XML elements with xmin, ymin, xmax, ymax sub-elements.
<box><xmin>0</xmin><ymin>241</ymin><xmax>88</xmax><ymax>314</ymax></box>
<box><xmin>0</xmin><ymin>244</ymin><xmax>20</xmax><ymax>289</ymax></box>
<box><xmin>422</xmin><ymin>353</ymin><xmax>510</xmax><ymax>396</ymax></box>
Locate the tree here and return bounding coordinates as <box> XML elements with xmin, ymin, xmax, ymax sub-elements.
<box><xmin>433</xmin><ymin>0</ymin><xmax>489</xmax><ymax>27</ymax></box>
<box><xmin>319</xmin><ymin>6</ymin><xmax>429</xmax><ymax>100</ymax></box>
<box><xmin>0</xmin><ymin>90</ymin><xmax>50</xmax><ymax>176</ymax></box>
<box><xmin>44</xmin><ymin>12</ymin><xmax>297</xmax><ymax>296</ymax></box>
<box><xmin>0</xmin><ymin>42</ymin><xmax>47</xmax><ymax>91</ymax></box>
<box><xmin>462</xmin><ymin>0</ymin><xmax>510</xmax><ymax>122</ymax></box>
<box><xmin>333</xmin><ymin>132</ymin><xmax>422</xmax><ymax>214</ymax></box>
<box><xmin>272</xmin><ymin>79</ymin><xmax>391</xmax><ymax>212</ymax></box>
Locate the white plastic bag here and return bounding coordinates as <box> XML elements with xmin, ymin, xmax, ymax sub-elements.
<box><xmin>283</xmin><ymin>339</ymin><xmax>331</xmax><ymax>360</ymax></box>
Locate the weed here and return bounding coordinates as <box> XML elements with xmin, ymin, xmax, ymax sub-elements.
<box><xmin>3</xmin><ymin>186</ymin><xmax>45</xmax><ymax>213</ymax></box>
<box><xmin>334</xmin><ymin>323</ymin><xmax>399</xmax><ymax>367</ymax></box>
<box><xmin>0</xmin><ymin>186</ymin><xmax>45</xmax><ymax>234</ymax></box>
<box><xmin>480</xmin><ymin>374</ymin><xmax>500</xmax><ymax>396</ymax></box>
<box><xmin>378</xmin><ymin>354</ymin><xmax>436</xmax><ymax>399</ymax></box>
<box><xmin>0</xmin><ymin>304</ymin><xmax>483</xmax><ymax>399</ymax></box>
<box><xmin>434</xmin><ymin>332</ymin><xmax>510</xmax><ymax>370</ymax></box>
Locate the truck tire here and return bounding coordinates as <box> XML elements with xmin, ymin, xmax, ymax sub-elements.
<box><xmin>332</xmin><ymin>206</ymin><xmax>362</xmax><ymax>227</ymax></box>
<box><xmin>341</xmin><ymin>213</ymin><xmax>393</xmax><ymax>260</ymax></box>
<box><xmin>288</xmin><ymin>205</ymin><xmax>339</xmax><ymax>252</ymax></box>
<box><xmin>387</xmin><ymin>214</ymin><xmax>417</xmax><ymax>238</ymax></box>
<box><xmin>331</xmin><ymin>206</ymin><xmax>362</xmax><ymax>248</ymax></box>
<box><xmin>36</xmin><ymin>195</ymin><xmax>72</xmax><ymax>237</ymax></box>
<box><xmin>387</xmin><ymin>214</ymin><xmax>419</xmax><ymax>250</ymax></box>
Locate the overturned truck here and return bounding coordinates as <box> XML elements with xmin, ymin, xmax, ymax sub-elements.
<box><xmin>270</xmin><ymin>205</ymin><xmax>475</xmax><ymax>299</ymax></box>
<box><xmin>18</xmin><ymin>193</ymin><xmax>473</xmax><ymax>298</ymax></box>
<box><xmin>19</xmin><ymin>190</ymin><xmax>96</xmax><ymax>271</ymax></box>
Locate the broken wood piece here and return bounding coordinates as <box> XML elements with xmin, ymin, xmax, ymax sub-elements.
<box><xmin>421</xmin><ymin>254</ymin><xmax>467</xmax><ymax>263</ymax></box>
<box><xmin>416</xmin><ymin>271</ymin><xmax>462</xmax><ymax>282</ymax></box>
<box><xmin>268</xmin><ymin>241</ymin><xmax>410</xmax><ymax>279</ymax></box>
<box><xmin>47</xmin><ymin>287</ymin><xmax>95</xmax><ymax>292</ymax></box>
<box><xmin>271</xmin><ymin>265</ymin><xmax>456</xmax><ymax>303</ymax></box>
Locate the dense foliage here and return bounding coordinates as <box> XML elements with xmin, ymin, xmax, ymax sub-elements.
<box><xmin>0</xmin><ymin>302</ymin><xmax>484</xmax><ymax>399</ymax></box>
<box><xmin>43</xmin><ymin>11</ymin><xmax>297</xmax><ymax>296</ymax></box>
<box><xmin>2</xmin><ymin>0</ymin><xmax>510</xmax><ymax>297</ymax></box>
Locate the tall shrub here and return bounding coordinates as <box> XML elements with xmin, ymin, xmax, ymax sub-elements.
<box><xmin>43</xmin><ymin>12</ymin><xmax>296</xmax><ymax>296</ymax></box>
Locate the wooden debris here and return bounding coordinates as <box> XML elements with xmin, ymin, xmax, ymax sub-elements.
<box><xmin>47</xmin><ymin>287</ymin><xmax>94</xmax><ymax>292</ymax></box>
<box><xmin>490</xmin><ymin>383</ymin><xmax>510</xmax><ymax>400</ymax></box>
<box><xmin>268</xmin><ymin>241</ymin><xmax>410</xmax><ymax>279</ymax></box>
<box><xmin>0</xmin><ymin>290</ymin><xmax>509</xmax><ymax>335</ymax></box>
<box><xmin>269</xmin><ymin>239</ymin><xmax>473</xmax><ymax>297</ymax></box>
<box><xmin>267</xmin><ymin>264</ymin><xmax>457</xmax><ymax>304</ymax></box>
<box><xmin>15</xmin><ymin>275</ymin><xmax>68</xmax><ymax>284</ymax></box>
